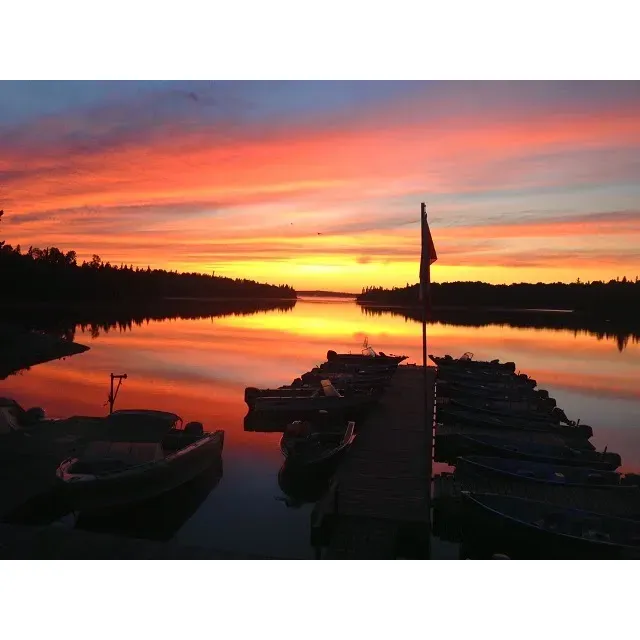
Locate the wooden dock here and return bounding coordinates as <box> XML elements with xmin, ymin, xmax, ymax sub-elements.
<box><xmin>311</xmin><ymin>365</ymin><xmax>436</xmax><ymax>559</ymax></box>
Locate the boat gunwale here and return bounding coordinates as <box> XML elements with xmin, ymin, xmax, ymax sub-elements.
<box><xmin>57</xmin><ymin>430</ymin><xmax>223</xmax><ymax>483</ymax></box>
<box><xmin>457</xmin><ymin>455</ymin><xmax>623</xmax><ymax>488</ymax></box>
<box><xmin>462</xmin><ymin>491</ymin><xmax>640</xmax><ymax>552</ymax></box>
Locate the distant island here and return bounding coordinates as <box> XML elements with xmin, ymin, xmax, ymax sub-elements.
<box><xmin>0</xmin><ymin>241</ymin><xmax>297</xmax><ymax>305</ymax></box>
<box><xmin>297</xmin><ymin>291</ymin><xmax>356</xmax><ymax>298</ymax></box>
<box><xmin>357</xmin><ymin>280</ymin><xmax>640</xmax><ymax>317</ymax></box>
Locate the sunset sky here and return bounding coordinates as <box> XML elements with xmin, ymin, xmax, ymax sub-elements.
<box><xmin>2</xmin><ymin>80</ymin><xmax>640</xmax><ymax>291</ymax></box>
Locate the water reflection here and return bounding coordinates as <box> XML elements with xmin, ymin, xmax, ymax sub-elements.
<box><xmin>2</xmin><ymin>297</ymin><xmax>640</xmax><ymax>556</ymax></box>
<box><xmin>361</xmin><ymin>305</ymin><xmax>640</xmax><ymax>352</ymax></box>
<box><xmin>74</xmin><ymin>459</ymin><xmax>223</xmax><ymax>541</ymax></box>
<box><xmin>8</xmin><ymin>298</ymin><xmax>296</xmax><ymax>342</ymax></box>
<box><xmin>277</xmin><ymin>462</ymin><xmax>331</xmax><ymax>509</ymax></box>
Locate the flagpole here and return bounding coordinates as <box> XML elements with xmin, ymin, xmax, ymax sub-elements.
<box><xmin>420</xmin><ymin>202</ymin><xmax>432</xmax><ymax>556</ymax></box>
<box><xmin>420</xmin><ymin>205</ymin><xmax>431</xmax><ymax>474</ymax></box>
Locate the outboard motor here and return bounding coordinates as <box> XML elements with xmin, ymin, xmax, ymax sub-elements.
<box><xmin>622</xmin><ymin>473</ymin><xmax>640</xmax><ymax>487</ymax></box>
<box><xmin>327</xmin><ymin>350</ymin><xmax>338</xmax><ymax>361</ymax></box>
<box><xmin>551</xmin><ymin>407</ymin><xmax>570</xmax><ymax>425</ymax></box>
<box><xmin>184</xmin><ymin>421</ymin><xmax>204</xmax><ymax>436</ymax></box>
<box><xmin>23</xmin><ymin>406</ymin><xmax>46</xmax><ymax>425</ymax></box>
<box><xmin>576</xmin><ymin>423</ymin><xmax>594</xmax><ymax>440</ymax></box>
<box><xmin>244</xmin><ymin>387</ymin><xmax>260</xmax><ymax>406</ymax></box>
<box><xmin>608</xmin><ymin>452</ymin><xmax>622</xmax><ymax>469</ymax></box>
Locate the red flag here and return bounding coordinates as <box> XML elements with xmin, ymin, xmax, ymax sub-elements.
<box><xmin>419</xmin><ymin>203</ymin><xmax>437</xmax><ymax>311</ymax></box>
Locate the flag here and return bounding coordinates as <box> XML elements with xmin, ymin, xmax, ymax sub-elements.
<box><xmin>419</xmin><ymin>202</ymin><xmax>437</xmax><ymax>311</ymax></box>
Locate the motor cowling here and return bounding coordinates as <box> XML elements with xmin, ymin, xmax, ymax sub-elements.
<box><xmin>184</xmin><ymin>421</ymin><xmax>204</xmax><ymax>436</ymax></box>
<box><xmin>576</xmin><ymin>424</ymin><xmax>594</xmax><ymax>440</ymax></box>
<box><xmin>551</xmin><ymin>406</ymin><xmax>566</xmax><ymax>422</ymax></box>
<box><xmin>245</xmin><ymin>387</ymin><xmax>260</xmax><ymax>405</ymax></box>
<box><xmin>23</xmin><ymin>407</ymin><xmax>46</xmax><ymax>425</ymax></box>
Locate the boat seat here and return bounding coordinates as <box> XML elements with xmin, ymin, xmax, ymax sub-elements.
<box><xmin>71</xmin><ymin>458</ymin><xmax>131</xmax><ymax>474</ymax></box>
<box><xmin>162</xmin><ymin>431</ymin><xmax>202</xmax><ymax>453</ymax></box>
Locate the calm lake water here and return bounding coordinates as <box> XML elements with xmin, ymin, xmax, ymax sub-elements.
<box><xmin>3</xmin><ymin>297</ymin><xmax>640</xmax><ymax>558</ymax></box>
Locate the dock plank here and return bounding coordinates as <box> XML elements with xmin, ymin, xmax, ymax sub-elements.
<box><xmin>312</xmin><ymin>365</ymin><xmax>435</xmax><ymax>558</ymax></box>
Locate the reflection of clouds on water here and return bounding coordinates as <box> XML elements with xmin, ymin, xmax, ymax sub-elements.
<box><xmin>2</xmin><ymin>298</ymin><xmax>640</xmax><ymax>552</ymax></box>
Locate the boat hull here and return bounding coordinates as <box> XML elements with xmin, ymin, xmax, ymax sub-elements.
<box><xmin>58</xmin><ymin>431</ymin><xmax>224</xmax><ymax>512</ymax></box>
<box><xmin>438</xmin><ymin>406</ymin><xmax>593</xmax><ymax>439</ymax></box>
<box><xmin>456</xmin><ymin>455</ymin><xmax>622</xmax><ymax>488</ymax></box>
<box><xmin>445</xmin><ymin>435</ymin><xmax>620</xmax><ymax>470</ymax></box>
<box><xmin>461</xmin><ymin>492</ymin><xmax>640</xmax><ymax>559</ymax></box>
<box><xmin>252</xmin><ymin>394</ymin><xmax>375</xmax><ymax>418</ymax></box>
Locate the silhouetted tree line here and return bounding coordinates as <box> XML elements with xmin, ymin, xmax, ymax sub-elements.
<box><xmin>0</xmin><ymin>242</ymin><xmax>296</xmax><ymax>303</ymax></box>
<box><xmin>358</xmin><ymin>279</ymin><xmax>640</xmax><ymax>316</ymax></box>
<box><xmin>361</xmin><ymin>305</ymin><xmax>640</xmax><ymax>353</ymax></box>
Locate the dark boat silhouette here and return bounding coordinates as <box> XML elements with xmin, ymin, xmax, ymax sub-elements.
<box><xmin>251</xmin><ymin>380</ymin><xmax>376</xmax><ymax>418</ymax></box>
<box><xmin>244</xmin><ymin>383</ymin><xmax>378</xmax><ymax>411</ymax></box>
<box><xmin>438</xmin><ymin>405</ymin><xmax>593</xmax><ymax>439</ymax></box>
<box><xmin>461</xmin><ymin>492</ymin><xmax>640</xmax><ymax>559</ymax></box>
<box><xmin>454</xmin><ymin>434</ymin><xmax>620</xmax><ymax>470</ymax></box>
<box><xmin>456</xmin><ymin>455</ymin><xmax>622</xmax><ymax>488</ymax></box>
<box><xmin>56</xmin><ymin>409</ymin><xmax>224</xmax><ymax>512</ymax></box>
<box><xmin>276</xmin><ymin>461</ymin><xmax>331</xmax><ymax>508</ymax></box>
<box><xmin>74</xmin><ymin>459</ymin><xmax>223</xmax><ymax>540</ymax></box>
<box><xmin>280</xmin><ymin>419</ymin><xmax>356</xmax><ymax>473</ymax></box>
<box><xmin>326</xmin><ymin>346</ymin><xmax>407</xmax><ymax>366</ymax></box>
<box><xmin>430</xmin><ymin>352</ymin><xmax>517</xmax><ymax>373</ymax></box>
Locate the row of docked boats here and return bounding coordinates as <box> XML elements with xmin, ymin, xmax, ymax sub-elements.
<box><xmin>245</xmin><ymin>345</ymin><xmax>405</xmax><ymax>483</ymax></box>
<box><xmin>432</xmin><ymin>352</ymin><xmax>640</xmax><ymax>559</ymax></box>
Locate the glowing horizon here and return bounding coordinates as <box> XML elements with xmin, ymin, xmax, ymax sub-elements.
<box><xmin>2</xmin><ymin>81</ymin><xmax>640</xmax><ymax>290</ymax></box>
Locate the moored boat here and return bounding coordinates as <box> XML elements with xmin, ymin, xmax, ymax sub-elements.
<box><xmin>244</xmin><ymin>384</ymin><xmax>374</xmax><ymax>410</ymax></box>
<box><xmin>456</xmin><ymin>455</ymin><xmax>622</xmax><ymax>487</ymax></box>
<box><xmin>300</xmin><ymin>368</ymin><xmax>392</xmax><ymax>388</ymax></box>
<box><xmin>438</xmin><ymin>368</ymin><xmax>537</xmax><ymax>389</ymax></box>
<box><xmin>251</xmin><ymin>379</ymin><xmax>376</xmax><ymax>418</ymax></box>
<box><xmin>431</xmin><ymin>353</ymin><xmax>517</xmax><ymax>373</ymax></box>
<box><xmin>326</xmin><ymin>346</ymin><xmax>407</xmax><ymax>366</ymax></box>
<box><xmin>279</xmin><ymin>419</ymin><xmax>356</xmax><ymax>473</ymax></box>
<box><xmin>438</xmin><ymin>405</ymin><xmax>593</xmax><ymax>439</ymax></box>
<box><xmin>453</xmin><ymin>434</ymin><xmax>620</xmax><ymax>470</ymax></box>
<box><xmin>56</xmin><ymin>409</ymin><xmax>224</xmax><ymax>512</ymax></box>
<box><xmin>444</xmin><ymin>397</ymin><xmax>572</xmax><ymax>425</ymax></box>
<box><xmin>461</xmin><ymin>492</ymin><xmax>640</xmax><ymax>559</ymax></box>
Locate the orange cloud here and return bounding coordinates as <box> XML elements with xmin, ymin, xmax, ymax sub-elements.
<box><xmin>3</xmin><ymin>88</ymin><xmax>640</xmax><ymax>289</ymax></box>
